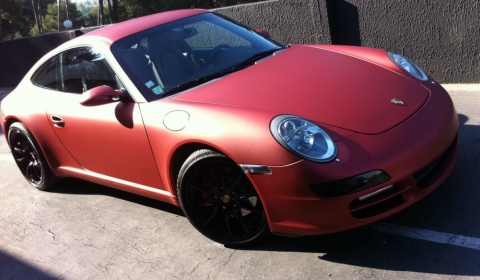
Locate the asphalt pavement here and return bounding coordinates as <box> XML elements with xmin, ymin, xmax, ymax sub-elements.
<box><xmin>0</xmin><ymin>85</ymin><xmax>479</xmax><ymax>279</ymax></box>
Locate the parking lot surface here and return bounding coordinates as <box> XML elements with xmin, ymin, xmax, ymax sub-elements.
<box><xmin>0</xmin><ymin>85</ymin><xmax>479</xmax><ymax>279</ymax></box>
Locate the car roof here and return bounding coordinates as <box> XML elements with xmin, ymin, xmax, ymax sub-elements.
<box><xmin>82</xmin><ymin>9</ymin><xmax>209</xmax><ymax>43</ymax></box>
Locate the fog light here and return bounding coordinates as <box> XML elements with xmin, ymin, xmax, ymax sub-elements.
<box><xmin>310</xmin><ymin>170</ymin><xmax>391</xmax><ymax>198</ymax></box>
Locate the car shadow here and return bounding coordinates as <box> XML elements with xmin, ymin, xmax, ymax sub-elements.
<box><xmin>0</xmin><ymin>251</ymin><xmax>57</xmax><ymax>280</ymax></box>
<box><xmin>51</xmin><ymin>178</ymin><xmax>184</xmax><ymax>216</ymax></box>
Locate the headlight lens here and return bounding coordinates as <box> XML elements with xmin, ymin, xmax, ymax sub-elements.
<box><xmin>270</xmin><ymin>115</ymin><xmax>337</xmax><ymax>162</ymax></box>
<box><xmin>387</xmin><ymin>52</ymin><xmax>428</xmax><ymax>81</ymax></box>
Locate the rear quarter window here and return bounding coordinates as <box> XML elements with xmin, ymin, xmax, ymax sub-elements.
<box><xmin>31</xmin><ymin>56</ymin><xmax>61</xmax><ymax>91</ymax></box>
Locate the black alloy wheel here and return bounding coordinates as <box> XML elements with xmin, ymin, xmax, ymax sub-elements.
<box><xmin>177</xmin><ymin>149</ymin><xmax>269</xmax><ymax>246</ymax></box>
<box><xmin>8</xmin><ymin>122</ymin><xmax>57</xmax><ymax>190</ymax></box>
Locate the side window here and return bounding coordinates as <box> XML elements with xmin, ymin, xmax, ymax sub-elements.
<box><xmin>61</xmin><ymin>47</ymin><xmax>118</xmax><ymax>94</ymax></box>
<box><xmin>31</xmin><ymin>56</ymin><xmax>61</xmax><ymax>91</ymax></box>
<box><xmin>31</xmin><ymin>48</ymin><xmax>118</xmax><ymax>94</ymax></box>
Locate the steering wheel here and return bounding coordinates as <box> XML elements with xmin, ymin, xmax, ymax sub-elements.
<box><xmin>207</xmin><ymin>44</ymin><xmax>230</xmax><ymax>64</ymax></box>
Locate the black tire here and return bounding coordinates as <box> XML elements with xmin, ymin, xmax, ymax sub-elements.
<box><xmin>177</xmin><ymin>149</ymin><xmax>269</xmax><ymax>246</ymax></box>
<box><xmin>8</xmin><ymin>122</ymin><xmax>58</xmax><ymax>191</ymax></box>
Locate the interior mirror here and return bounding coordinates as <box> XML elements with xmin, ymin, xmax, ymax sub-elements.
<box><xmin>256</xmin><ymin>28</ymin><xmax>270</xmax><ymax>38</ymax></box>
<box><xmin>80</xmin><ymin>85</ymin><xmax>124</xmax><ymax>106</ymax></box>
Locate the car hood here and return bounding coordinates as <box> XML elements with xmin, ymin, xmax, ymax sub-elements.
<box><xmin>172</xmin><ymin>45</ymin><xmax>428</xmax><ymax>134</ymax></box>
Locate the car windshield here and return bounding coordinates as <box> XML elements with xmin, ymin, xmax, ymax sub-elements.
<box><xmin>111</xmin><ymin>12</ymin><xmax>283</xmax><ymax>101</ymax></box>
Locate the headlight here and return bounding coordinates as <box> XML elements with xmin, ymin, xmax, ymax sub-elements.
<box><xmin>270</xmin><ymin>115</ymin><xmax>337</xmax><ymax>162</ymax></box>
<box><xmin>387</xmin><ymin>52</ymin><xmax>428</xmax><ymax>81</ymax></box>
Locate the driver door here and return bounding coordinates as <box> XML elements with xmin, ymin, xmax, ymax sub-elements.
<box><xmin>46</xmin><ymin>47</ymin><xmax>163</xmax><ymax>189</ymax></box>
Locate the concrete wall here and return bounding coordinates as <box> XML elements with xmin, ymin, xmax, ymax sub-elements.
<box><xmin>0</xmin><ymin>0</ymin><xmax>479</xmax><ymax>87</ymax></box>
<box><xmin>328</xmin><ymin>0</ymin><xmax>480</xmax><ymax>84</ymax></box>
<box><xmin>213</xmin><ymin>0</ymin><xmax>331</xmax><ymax>45</ymax></box>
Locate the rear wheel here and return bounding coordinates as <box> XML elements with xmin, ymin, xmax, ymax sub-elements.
<box><xmin>177</xmin><ymin>149</ymin><xmax>269</xmax><ymax>246</ymax></box>
<box><xmin>8</xmin><ymin>122</ymin><xmax>57</xmax><ymax>190</ymax></box>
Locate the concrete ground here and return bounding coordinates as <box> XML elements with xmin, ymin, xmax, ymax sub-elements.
<box><xmin>0</xmin><ymin>85</ymin><xmax>479</xmax><ymax>279</ymax></box>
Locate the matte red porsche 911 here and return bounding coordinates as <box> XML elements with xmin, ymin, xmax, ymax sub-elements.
<box><xmin>0</xmin><ymin>9</ymin><xmax>458</xmax><ymax>245</ymax></box>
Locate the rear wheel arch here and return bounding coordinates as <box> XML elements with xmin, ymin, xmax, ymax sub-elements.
<box><xmin>5</xmin><ymin>118</ymin><xmax>21</xmax><ymax>139</ymax></box>
<box><xmin>6</xmin><ymin>118</ymin><xmax>59</xmax><ymax>171</ymax></box>
<box><xmin>7</xmin><ymin>121</ymin><xmax>58</xmax><ymax>190</ymax></box>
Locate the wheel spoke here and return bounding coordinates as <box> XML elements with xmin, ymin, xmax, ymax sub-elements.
<box><xmin>231</xmin><ymin>211</ymin><xmax>251</xmax><ymax>233</ymax></box>
<box><xmin>11</xmin><ymin>135</ymin><xmax>32</xmax><ymax>163</ymax></box>
<box><xmin>225</xmin><ymin>214</ymin><xmax>233</xmax><ymax>237</ymax></box>
<box><xmin>193</xmin><ymin>201</ymin><xmax>215</xmax><ymax>212</ymax></box>
<box><xmin>238</xmin><ymin>193</ymin><xmax>258</xmax><ymax>199</ymax></box>
<box><xmin>220</xmin><ymin>166</ymin><xmax>226</xmax><ymax>189</ymax></box>
<box><xmin>26</xmin><ymin>163</ymin><xmax>35</xmax><ymax>182</ymax></box>
<box><xmin>33</xmin><ymin>163</ymin><xmax>42</xmax><ymax>180</ymax></box>
<box><xmin>231</xmin><ymin>173</ymin><xmax>243</xmax><ymax>190</ymax></box>
<box><xmin>187</xmin><ymin>180</ymin><xmax>210</xmax><ymax>193</ymax></box>
<box><xmin>13</xmin><ymin>146</ymin><xmax>26</xmax><ymax>154</ymax></box>
<box><xmin>202</xmin><ymin>206</ymin><xmax>220</xmax><ymax>226</ymax></box>
<box><xmin>27</xmin><ymin>144</ymin><xmax>39</xmax><ymax>161</ymax></box>
<box><xmin>198</xmin><ymin>167</ymin><xmax>215</xmax><ymax>186</ymax></box>
<box><xmin>12</xmin><ymin>143</ymin><xmax>27</xmax><ymax>158</ymax></box>
<box><xmin>14</xmin><ymin>155</ymin><xmax>28</xmax><ymax>163</ymax></box>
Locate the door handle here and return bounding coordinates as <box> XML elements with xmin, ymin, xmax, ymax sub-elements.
<box><xmin>50</xmin><ymin>115</ymin><xmax>65</xmax><ymax>128</ymax></box>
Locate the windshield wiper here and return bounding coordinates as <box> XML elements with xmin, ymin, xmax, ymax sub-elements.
<box><xmin>231</xmin><ymin>48</ymin><xmax>282</xmax><ymax>70</ymax></box>
<box><xmin>162</xmin><ymin>67</ymin><xmax>240</xmax><ymax>96</ymax></box>
<box><xmin>162</xmin><ymin>47</ymin><xmax>283</xmax><ymax>96</ymax></box>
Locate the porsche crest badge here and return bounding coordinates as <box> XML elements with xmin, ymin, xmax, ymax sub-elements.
<box><xmin>391</xmin><ymin>98</ymin><xmax>405</xmax><ymax>105</ymax></box>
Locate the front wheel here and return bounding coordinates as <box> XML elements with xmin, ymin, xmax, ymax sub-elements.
<box><xmin>8</xmin><ymin>122</ymin><xmax>58</xmax><ymax>190</ymax></box>
<box><xmin>177</xmin><ymin>149</ymin><xmax>269</xmax><ymax>246</ymax></box>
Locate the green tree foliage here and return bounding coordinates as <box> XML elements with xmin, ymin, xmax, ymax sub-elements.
<box><xmin>1</xmin><ymin>0</ymin><xmax>264</xmax><ymax>41</ymax></box>
<box><xmin>29</xmin><ymin>1</ymin><xmax>84</xmax><ymax>35</ymax></box>
<box><xmin>77</xmin><ymin>2</ymin><xmax>90</xmax><ymax>15</ymax></box>
<box><xmin>117</xmin><ymin>0</ymin><xmax>263</xmax><ymax>21</ymax></box>
<box><xmin>84</xmin><ymin>4</ymin><xmax>97</xmax><ymax>26</ymax></box>
<box><xmin>1</xmin><ymin>0</ymin><xmax>35</xmax><ymax>40</ymax></box>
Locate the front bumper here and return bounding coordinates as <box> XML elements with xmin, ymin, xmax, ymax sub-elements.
<box><xmin>250</xmin><ymin>82</ymin><xmax>459</xmax><ymax>236</ymax></box>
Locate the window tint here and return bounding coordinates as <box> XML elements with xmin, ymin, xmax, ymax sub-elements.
<box><xmin>31</xmin><ymin>47</ymin><xmax>118</xmax><ymax>94</ymax></box>
<box><xmin>62</xmin><ymin>48</ymin><xmax>118</xmax><ymax>94</ymax></box>
<box><xmin>31</xmin><ymin>56</ymin><xmax>60</xmax><ymax>90</ymax></box>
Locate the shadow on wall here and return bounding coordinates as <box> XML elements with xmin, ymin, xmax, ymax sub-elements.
<box><xmin>326</xmin><ymin>0</ymin><xmax>361</xmax><ymax>46</ymax></box>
